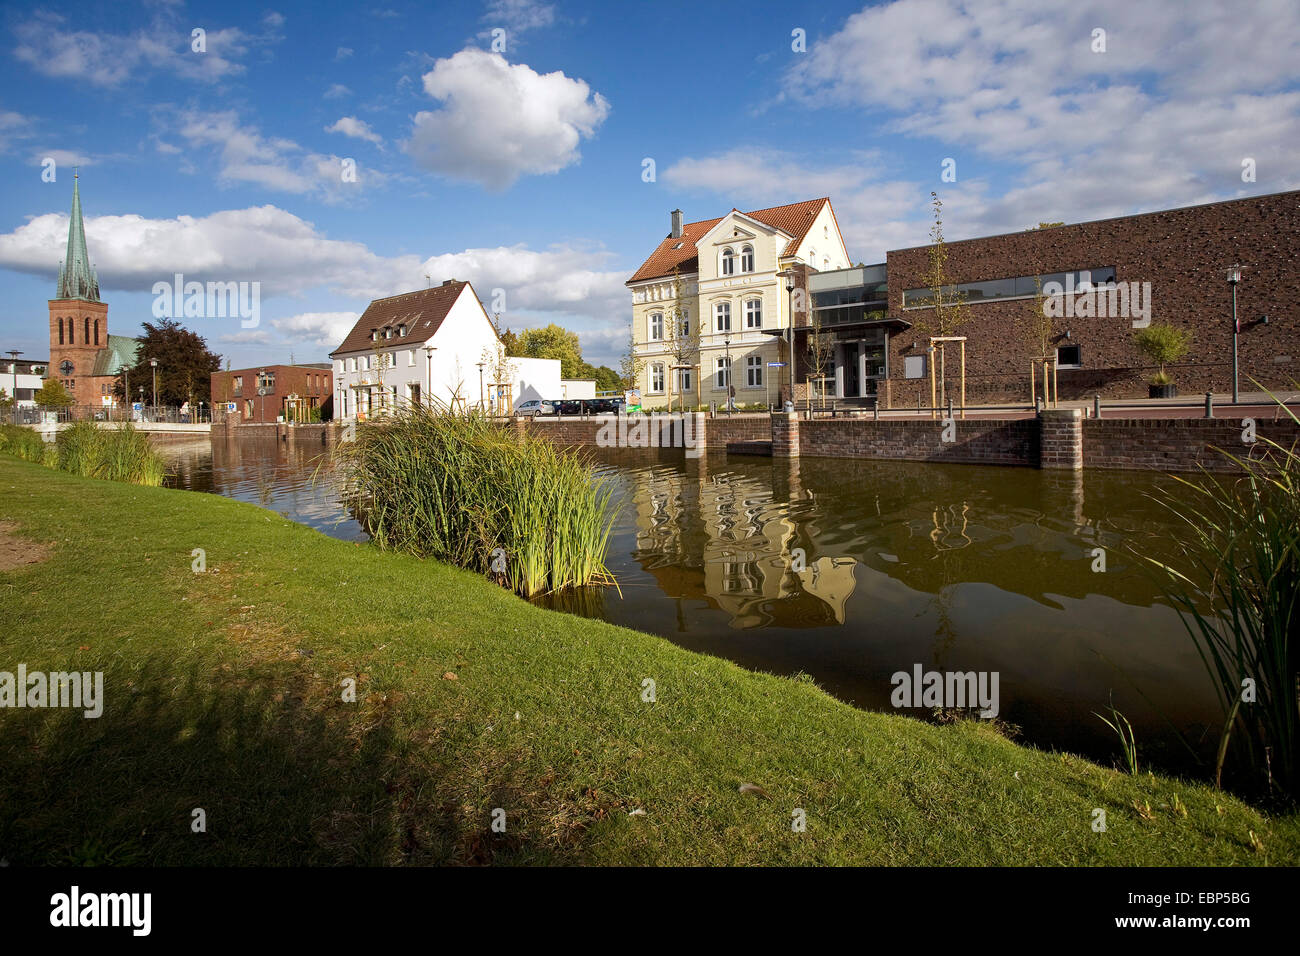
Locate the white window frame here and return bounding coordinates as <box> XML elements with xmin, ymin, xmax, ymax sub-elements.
<box><xmin>744</xmin><ymin>298</ymin><xmax>762</xmax><ymax>329</ymax></box>
<box><xmin>721</xmin><ymin>247</ymin><xmax>736</xmax><ymax>276</ymax></box>
<box><xmin>715</xmin><ymin>356</ymin><xmax>731</xmax><ymax>389</ymax></box>
<box><xmin>650</xmin><ymin>363</ymin><xmax>665</xmax><ymax>393</ymax></box>
<box><xmin>408</xmin><ymin>349</ymin><xmax>416</xmax><ymax>366</ymax></box>
<box><xmin>676</xmin><ymin>367</ymin><xmax>692</xmax><ymax>394</ymax></box>
<box><xmin>740</xmin><ymin>245</ymin><xmax>754</xmax><ymax>272</ymax></box>
<box><xmin>746</xmin><ymin>355</ymin><xmax>763</xmax><ymax>387</ymax></box>
<box><xmin>649</xmin><ymin>312</ymin><xmax>664</xmax><ymax>341</ymax></box>
<box><xmin>714</xmin><ymin>301</ymin><xmax>731</xmax><ymax>333</ymax></box>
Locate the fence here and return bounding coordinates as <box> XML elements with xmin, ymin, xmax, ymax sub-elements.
<box><xmin>4</xmin><ymin>404</ymin><xmax>213</xmax><ymax>426</ymax></box>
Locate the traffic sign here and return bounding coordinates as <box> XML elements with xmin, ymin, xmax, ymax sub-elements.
<box><xmin>767</xmin><ymin>362</ymin><xmax>786</xmax><ymax>367</ymax></box>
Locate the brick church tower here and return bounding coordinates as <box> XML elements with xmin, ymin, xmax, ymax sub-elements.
<box><xmin>46</xmin><ymin>173</ymin><xmax>135</xmax><ymax>407</ymax></box>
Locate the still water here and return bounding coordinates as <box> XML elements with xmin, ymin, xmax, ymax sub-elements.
<box><xmin>164</xmin><ymin>437</ymin><xmax>1220</xmax><ymax>777</ymax></box>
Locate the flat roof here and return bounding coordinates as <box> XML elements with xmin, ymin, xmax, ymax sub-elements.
<box><xmin>887</xmin><ymin>188</ymin><xmax>1300</xmax><ymax>254</ymax></box>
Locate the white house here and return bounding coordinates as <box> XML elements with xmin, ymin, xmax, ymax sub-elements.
<box><xmin>2</xmin><ymin>356</ymin><xmax>48</xmax><ymax>407</ymax></box>
<box><xmin>330</xmin><ymin>280</ymin><xmax>560</xmax><ymax>418</ymax></box>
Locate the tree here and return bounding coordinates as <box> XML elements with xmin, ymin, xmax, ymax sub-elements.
<box><xmin>660</xmin><ymin>266</ymin><xmax>701</xmax><ymax>410</ymax></box>
<box><xmin>1133</xmin><ymin>324</ymin><xmax>1191</xmax><ymax>385</ymax></box>
<box><xmin>481</xmin><ymin>341</ymin><xmax>518</xmax><ymax>414</ymax></box>
<box><xmin>517</xmin><ymin>324</ymin><xmax>585</xmax><ymax>378</ymax></box>
<box><xmin>499</xmin><ymin>327</ymin><xmax>521</xmax><ymax>356</ymax></box>
<box><xmin>913</xmin><ymin>191</ymin><xmax>971</xmax><ymax>408</ymax></box>
<box><xmin>116</xmin><ymin>318</ymin><xmax>221</xmax><ymax>406</ymax></box>
<box><xmin>806</xmin><ymin>304</ymin><xmax>835</xmax><ymax>412</ymax></box>
<box><xmin>35</xmin><ymin>379</ymin><xmax>74</xmax><ymax>408</ymax></box>
<box><xmin>618</xmin><ymin>331</ymin><xmax>644</xmax><ymax>391</ymax></box>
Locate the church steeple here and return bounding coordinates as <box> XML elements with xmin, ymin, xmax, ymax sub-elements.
<box><xmin>55</xmin><ymin>169</ymin><xmax>101</xmax><ymax>302</ymax></box>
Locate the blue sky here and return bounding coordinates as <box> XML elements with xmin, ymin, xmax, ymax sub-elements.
<box><xmin>1</xmin><ymin>0</ymin><xmax>1297</xmax><ymax>369</ymax></box>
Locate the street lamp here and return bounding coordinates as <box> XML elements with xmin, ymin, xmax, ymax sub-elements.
<box><xmin>149</xmin><ymin>357</ymin><xmax>159</xmax><ymax>410</ymax></box>
<box><xmin>780</xmin><ymin>271</ymin><xmax>796</xmax><ymax>407</ymax></box>
<box><xmin>1227</xmin><ymin>264</ymin><xmax>1242</xmax><ymax>404</ymax></box>
<box><xmin>476</xmin><ymin>360</ymin><xmax>486</xmax><ymax>411</ymax></box>
<box><xmin>424</xmin><ymin>346</ymin><xmax>436</xmax><ymax>408</ymax></box>
<box><xmin>6</xmin><ymin>350</ymin><xmax>20</xmax><ymax>420</ymax></box>
<box><xmin>257</xmin><ymin>369</ymin><xmax>266</xmax><ymax>422</ymax></box>
<box><xmin>723</xmin><ymin>334</ymin><xmax>733</xmax><ymax>416</ymax></box>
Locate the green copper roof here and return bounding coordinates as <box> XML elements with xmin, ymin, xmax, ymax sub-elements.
<box><xmin>91</xmin><ymin>335</ymin><xmax>140</xmax><ymax>376</ymax></box>
<box><xmin>55</xmin><ymin>172</ymin><xmax>101</xmax><ymax>302</ymax></box>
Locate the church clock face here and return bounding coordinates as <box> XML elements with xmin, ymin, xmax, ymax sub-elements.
<box><xmin>59</xmin><ymin>360</ymin><xmax>74</xmax><ymax>376</ymax></box>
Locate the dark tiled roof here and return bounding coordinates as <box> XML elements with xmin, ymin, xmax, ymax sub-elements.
<box><xmin>330</xmin><ymin>281</ymin><xmax>471</xmax><ymax>356</ymax></box>
<box><xmin>627</xmin><ymin>198</ymin><xmax>830</xmax><ymax>284</ymax></box>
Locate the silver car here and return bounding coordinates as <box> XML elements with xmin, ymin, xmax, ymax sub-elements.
<box><xmin>515</xmin><ymin>399</ymin><xmax>554</xmax><ymax>417</ymax></box>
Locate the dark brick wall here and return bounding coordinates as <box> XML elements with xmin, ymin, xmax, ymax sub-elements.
<box><xmin>210</xmin><ymin>364</ymin><xmax>333</xmax><ymax>422</ymax></box>
<box><xmin>1083</xmin><ymin>417</ymin><xmax>1300</xmax><ymax>472</ymax></box>
<box><xmin>800</xmin><ymin>418</ymin><xmax>1040</xmax><ymax>466</ymax></box>
<box><xmin>706</xmin><ymin>415</ymin><xmax>769</xmax><ymax>449</ymax></box>
<box><xmin>885</xmin><ymin>191</ymin><xmax>1300</xmax><ymax>404</ymax></box>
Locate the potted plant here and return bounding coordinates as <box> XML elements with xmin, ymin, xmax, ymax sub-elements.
<box><xmin>1133</xmin><ymin>323</ymin><xmax>1190</xmax><ymax>398</ymax></box>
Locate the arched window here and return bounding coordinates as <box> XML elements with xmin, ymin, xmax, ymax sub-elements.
<box><xmin>58</xmin><ymin>318</ymin><xmax>64</xmax><ymax>345</ymax></box>
<box><xmin>744</xmin><ymin>298</ymin><xmax>762</xmax><ymax>329</ymax></box>
<box><xmin>65</xmin><ymin>317</ymin><xmax>73</xmax><ymax>344</ymax></box>
<box><xmin>650</xmin><ymin>363</ymin><xmax>665</xmax><ymax>393</ymax></box>
<box><xmin>721</xmin><ymin>247</ymin><xmax>736</xmax><ymax>276</ymax></box>
<box><xmin>84</xmin><ymin>316</ymin><xmax>90</xmax><ymax>344</ymax></box>
<box><xmin>94</xmin><ymin>319</ymin><xmax>99</xmax><ymax>345</ymax></box>
<box><xmin>740</xmin><ymin>245</ymin><xmax>754</xmax><ymax>272</ymax></box>
<box><xmin>649</xmin><ymin>312</ymin><xmax>663</xmax><ymax>340</ymax></box>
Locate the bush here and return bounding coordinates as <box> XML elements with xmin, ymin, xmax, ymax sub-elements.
<box><xmin>340</xmin><ymin>406</ymin><xmax>616</xmax><ymax>598</ymax></box>
<box><xmin>0</xmin><ymin>424</ymin><xmax>56</xmax><ymax>466</ymax></box>
<box><xmin>1133</xmin><ymin>324</ymin><xmax>1191</xmax><ymax>383</ymax></box>
<box><xmin>54</xmin><ymin>422</ymin><xmax>166</xmax><ymax>486</ymax></box>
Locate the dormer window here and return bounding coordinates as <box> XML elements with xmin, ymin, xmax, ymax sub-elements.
<box><xmin>370</xmin><ymin>330</ymin><xmax>377</xmax><ymax>341</ymax></box>
<box><xmin>672</xmin><ymin>242</ymin><xmax>683</xmax><ymax>250</ymax></box>
<box><xmin>398</xmin><ymin>325</ymin><xmax>407</xmax><ymax>336</ymax></box>
<box><xmin>721</xmin><ymin>247</ymin><xmax>736</xmax><ymax>276</ymax></box>
<box><xmin>740</xmin><ymin>245</ymin><xmax>754</xmax><ymax>272</ymax></box>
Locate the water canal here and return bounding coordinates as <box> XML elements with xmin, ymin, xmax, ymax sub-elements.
<box><xmin>163</xmin><ymin>436</ymin><xmax>1220</xmax><ymax>778</ymax></box>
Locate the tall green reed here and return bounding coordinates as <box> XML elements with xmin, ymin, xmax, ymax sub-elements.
<box><xmin>339</xmin><ymin>405</ymin><xmax>617</xmax><ymax>598</ymax></box>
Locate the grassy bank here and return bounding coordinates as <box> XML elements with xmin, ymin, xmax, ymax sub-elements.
<box><xmin>1</xmin><ymin>453</ymin><xmax>1297</xmax><ymax>865</ymax></box>
<box><xmin>0</xmin><ymin>422</ymin><xmax>165</xmax><ymax>486</ymax></box>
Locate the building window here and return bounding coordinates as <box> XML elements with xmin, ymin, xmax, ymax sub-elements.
<box><xmin>744</xmin><ymin>298</ymin><xmax>762</xmax><ymax>329</ymax></box>
<box><xmin>715</xmin><ymin>357</ymin><xmax>731</xmax><ymax>389</ymax></box>
<box><xmin>746</xmin><ymin>356</ymin><xmax>763</xmax><ymax>387</ymax></box>
<box><xmin>335</xmin><ymin>360</ymin><xmax>343</xmax><ymax>374</ymax></box>
<box><xmin>84</xmin><ymin>316</ymin><xmax>90</xmax><ymax>344</ymax></box>
<box><xmin>408</xmin><ymin>349</ymin><xmax>416</xmax><ymax>366</ymax></box>
<box><xmin>650</xmin><ymin>363</ymin><xmax>665</xmax><ymax>393</ymax></box>
<box><xmin>370</xmin><ymin>330</ymin><xmax>377</xmax><ymax>341</ymax></box>
<box><xmin>1057</xmin><ymin>344</ymin><xmax>1082</xmax><ymax>368</ymax></box>
<box><xmin>233</xmin><ymin>376</ymin><xmax>243</xmax><ymax>394</ymax></box>
<box><xmin>676</xmin><ymin>367</ymin><xmax>692</xmax><ymax>393</ymax></box>
<box><xmin>680</xmin><ymin>311</ymin><xmax>689</xmax><ymax>336</ymax></box>
<box><xmin>348</xmin><ymin>357</ymin><xmax>356</xmax><ymax>372</ymax></box>
<box><xmin>714</xmin><ymin>302</ymin><xmax>731</xmax><ymax>332</ymax></box>
<box><xmin>740</xmin><ymin>245</ymin><xmax>754</xmax><ymax>272</ymax></box>
<box><xmin>257</xmin><ymin>371</ymin><xmax>276</xmax><ymax>390</ymax></box>
<box><xmin>58</xmin><ymin>320</ymin><xmax>64</xmax><ymax>345</ymax></box>
<box><xmin>399</xmin><ymin>325</ymin><xmax>407</xmax><ymax>337</ymax></box>
<box><xmin>721</xmin><ymin>247</ymin><xmax>736</xmax><ymax>276</ymax></box>
<box><xmin>649</xmin><ymin>312</ymin><xmax>664</xmax><ymax>341</ymax></box>
<box><xmin>93</xmin><ymin>319</ymin><xmax>99</xmax><ymax>345</ymax></box>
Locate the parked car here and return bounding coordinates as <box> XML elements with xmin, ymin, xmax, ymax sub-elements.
<box><xmin>553</xmin><ymin>399</ymin><xmax>584</xmax><ymax>416</ymax></box>
<box><xmin>515</xmin><ymin>399</ymin><xmax>554</xmax><ymax>417</ymax></box>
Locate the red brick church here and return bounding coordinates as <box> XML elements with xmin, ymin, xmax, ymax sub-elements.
<box><xmin>46</xmin><ymin>173</ymin><xmax>138</xmax><ymax>407</ymax></box>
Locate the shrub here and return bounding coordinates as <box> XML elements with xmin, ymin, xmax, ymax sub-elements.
<box><xmin>340</xmin><ymin>406</ymin><xmax>616</xmax><ymax>598</ymax></box>
<box><xmin>1133</xmin><ymin>324</ymin><xmax>1191</xmax><ymax>383</ymax></box>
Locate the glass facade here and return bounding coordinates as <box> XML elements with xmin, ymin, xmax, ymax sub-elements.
<box><xmin>808</xmin><ymin>264</ymin><xmax>889</xmax><ymax>326</ymax></box>
<box><xmin>903</xmin><ymin>266</ymin><xmax>1118</xmax><ymax>309</ymax></box>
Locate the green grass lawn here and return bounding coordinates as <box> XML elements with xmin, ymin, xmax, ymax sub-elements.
<box><xmin>1</xmin><ymin>452</ymin><xmax>1297</xmax><ymax>865</ymax></box>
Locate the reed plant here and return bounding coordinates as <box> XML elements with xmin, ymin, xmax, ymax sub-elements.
<box><xmin>54</xmin><ymin>422</ymin><xmax>166</xmax><ymax>486</ymax></box>
<box><xmin>0</xmin><ymin>424</ymin><xmax>56</xmax><ymax>466</ymax></box>
<box><xmin>339</xmin><ymin>405</ymin><xmax>616</xmax><ymax>597</ymax></box>
<box><xmin>1143</xmin><ymin>393</ymin><xmax>1299</xmax><ymax>802</ymax></box>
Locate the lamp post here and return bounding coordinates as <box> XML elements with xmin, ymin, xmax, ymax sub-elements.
<box><xmin>6</xmin><ymin>350</ymin><xmax>20</xmax><ymax>419</ymax></box>
<box><xmin>1227</xmin><ymin>264</ymin><xmax>1242</xmax><ymax>404</ymax></box>
<box><xmin>723</xmin><ymin>334</ymin><xmax>733</xmax><ymax>416</ymax></box>
<box><xmin>781</xmin><ymin>271</ymin><xmax>796</xmax><ymax>407</ymax></box>
<box><xmin>149</xmin><ymin>357</ymin><xmax>159</xmax><ymax>410</ymax></box>
<box><xmin>424</xmin><ymin>346</ymin><xmax>436</xmax><ymax>408</ymax></box>
<box><xmin>258</xmin><ymin>369</ymin><xmax>266</xmax><ymax>422</ymax></box>
<box><xmin>477</xmin><ymin>360</ymin><xmax>486</xmax><ymax>410</ymax></box>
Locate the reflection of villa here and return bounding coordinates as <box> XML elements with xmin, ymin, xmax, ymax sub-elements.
<box><xmin>626</xmin><ymin>461</ymin><xmax>858</xmax><ymax>628</ymax></box>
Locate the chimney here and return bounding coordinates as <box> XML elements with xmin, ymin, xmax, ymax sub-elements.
<box><xmin>442</xmin><ymin>278</ymin><xmax>457</xmax><ymax>286</ymax></box>
<box><xmin>671</xmin><ymin>209</ymin><xmax>683</xmax><ymax>240</ymax></box>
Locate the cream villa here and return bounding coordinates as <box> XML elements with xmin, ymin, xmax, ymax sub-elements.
<box><xmin>626</xmin><ymin>199</ymin><xmax>851</xmax><ymax>410</ymax></box>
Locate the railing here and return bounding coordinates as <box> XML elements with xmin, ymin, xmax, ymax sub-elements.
<box><xmin>4</xmin><ymin>404</ymin><xmax>213</xmax><ymax>426</ymax></box>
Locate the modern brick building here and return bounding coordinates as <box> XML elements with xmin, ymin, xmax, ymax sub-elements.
<box><xmin>46</xmin><ymin>174</ymin><xmax>140</xmax><ymax>407</ymax></box>
<box><xmin>210</xmin><ymin>364</ymin><xmax>334</xmax><ymax>423</ymax></box>
<box><xmin>642</xmin><ymin>189</ymin><xmax>1298</xmax><ymax>407</ymax></box>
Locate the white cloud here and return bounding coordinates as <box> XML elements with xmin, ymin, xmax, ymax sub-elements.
<box><xmin>323</xmin><ymin>83</ymin><xmax>351</xmax><ymax>99</ymax></box>
<box><xmin>325</xmin><ymin>116</ymin><xmax>383</xmax><ymax>147</ymax></box>
<box><xmin>271</xmin><ymin>312</ymin><xmax>361</xmax><ymax>348</ymax></box>
<box><xmin>406</xmin><ymin>49</ymin><xmax>609</xmax><ymax>190</ymax></box>
<box><xmin>0</xmin><ymin>205</ymin><xmax>628</xmax><ymax>333</ymax></box>
<box><xmin>31</xmin><ymin>148</ymin><xmax>94</xmax><ymax>169</ymax></box>
<box><xmin>176</xmin><ymin>110</ymin><xmax>375</xmax><ymax>199</ymax></box>
<box><xmin>12</xmin><ymin>11</ymin><xmax>270</xmax><ymax>86</ymax></box>
<box><xmin>335</xmin><ymin>46</ymin><xmax>353</xmax><ymax>60</ymax></box>
<box><xmin>481</xmin><ymin>0</ymin><xmax>556</xmax><ymax>36</ymax></box>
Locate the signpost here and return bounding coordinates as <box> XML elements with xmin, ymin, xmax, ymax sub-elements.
<box><xmin>766</xmin><ymin>362</ymin><xmax>786</xmax><ymax>411</ymax></box>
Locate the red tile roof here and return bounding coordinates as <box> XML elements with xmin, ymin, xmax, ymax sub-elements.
<box><xmin>627</xmin><ymin>198</ymin><xmax>831</xmax><ymax>284</ymax></box>
<box><xmin>330</xmin><ymin>281</ymin><xmax>475</xmax><ymax>356</ymax></box>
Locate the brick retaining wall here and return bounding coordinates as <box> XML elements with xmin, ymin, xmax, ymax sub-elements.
<box><xmin>1083</xmin><ymin>417</ymin><xmax>1300</xmax><ymax>472</ymax></box>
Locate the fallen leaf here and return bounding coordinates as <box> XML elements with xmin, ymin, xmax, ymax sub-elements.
<box><xmin>443</xmin><ymin>672</ymin><xmax>457</xmax><ymax>680</ymax></box>
<box><xmin>738</xmin><ymin>783</ymin><xmax>771</xmax><ymax>800</ymax></box>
